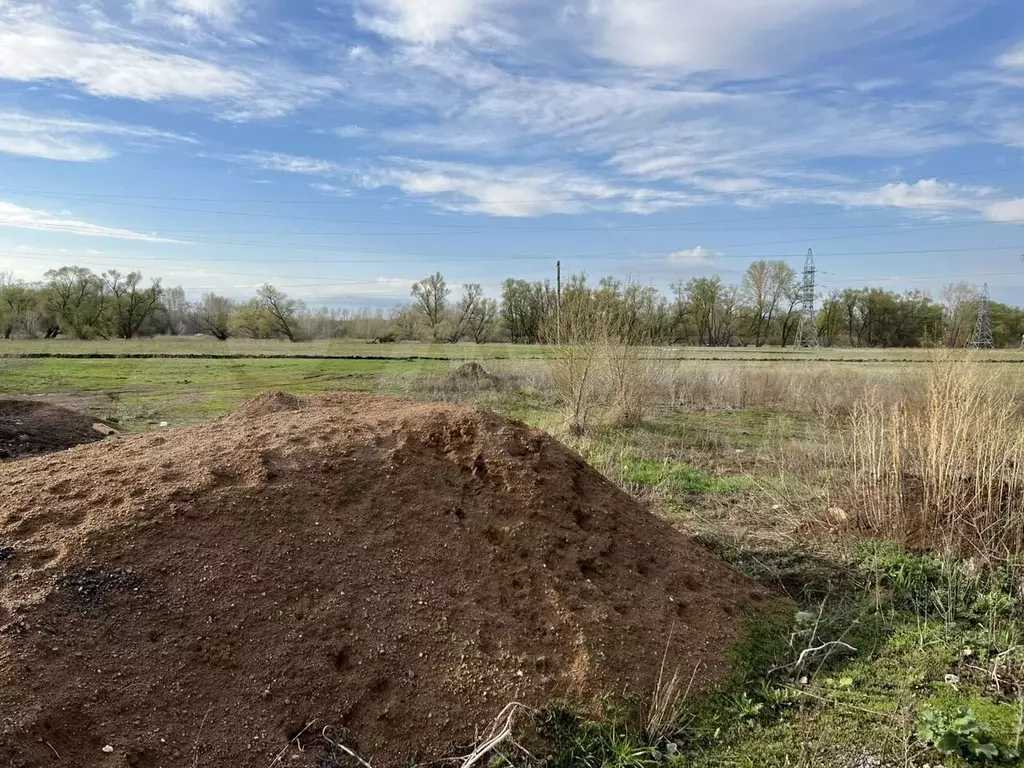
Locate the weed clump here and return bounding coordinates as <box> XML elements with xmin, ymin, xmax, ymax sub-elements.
<box><xmin>845</xmin><ymin>357</ymin><xmax>1024</xmax><ymax>559</ymax></box>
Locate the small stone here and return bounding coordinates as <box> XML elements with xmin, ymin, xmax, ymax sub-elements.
<box><xmin>102</xmin><ymin>745</ymin><xmax>114</xmax><ymax>753</ymax></box>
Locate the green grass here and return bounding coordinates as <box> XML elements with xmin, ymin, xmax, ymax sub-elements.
<box><xmin>8</xmin><ymin>346</ymin><xmax>1024</xmax><ymax>766</ymax></box>
<box><xmin>6</xmin><ymin>336</ymin><xmax>1024</xmax><ymax>364</ymax></box>
<box><xmin>620</xmin><ymin>457</ymin><xmax>752</xmax><ymax>495</ymax></box>
<box><xmin>0</xmin><ymin>337</ymin><xmax>549</xmax><ymax>359</ymax></box>
<box><xmin>0</xmin><ymin>356</ymin><xmax>446</xmax><ymax>427</ymax></box>
<box><xmin>517</xmin><ymin>544</ymin><xmax>1024</xmax><ymax>768</ymax></box>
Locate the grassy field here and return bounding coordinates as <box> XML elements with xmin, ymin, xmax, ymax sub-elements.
<box><xmin>4</xmin><ymin>342</ymin><xmax>1024</xmax><ymax>766</ymax></box>
<box><xmin>5</xmin><ymin>335</ymin><xmax>1024</xmax><ymax>362</ymax></box>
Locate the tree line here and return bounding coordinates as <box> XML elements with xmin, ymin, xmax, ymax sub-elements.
<box><xmin>0</xmin><ymin>262</ymin><xmax>1021</xmax><ymax>348</ymax></box>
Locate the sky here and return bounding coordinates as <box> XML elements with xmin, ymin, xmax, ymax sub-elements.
<box><xmin>0</xmin><ymin>0</ymin><xmax>1023</xmax><ymax>307</ymax></box>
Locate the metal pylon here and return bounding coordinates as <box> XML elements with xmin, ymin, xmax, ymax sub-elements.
<box><xmin>968</xmin><ymin>283</ymin><xmax>995</xmax><ymax>349</ymax></box>
<box><xmin>794</xmin><ymin>249</ymin><xmax>819</xmax><ymax>349</ymax></box>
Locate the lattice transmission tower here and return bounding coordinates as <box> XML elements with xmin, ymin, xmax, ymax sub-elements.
<box><xmin>968</xmin><ymin>283</ymin><xmax>995</xmax><ymax>349</ymax></box>
<box><xmin>794</xmin><ymin>249</ymin><xmax>820</xmax><ymax>349</ymax></box>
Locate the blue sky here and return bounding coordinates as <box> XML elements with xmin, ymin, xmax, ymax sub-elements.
<box><xmin>0</xmin><ymin>0</ymin><xmax>1023</xmax><ymax>307</ymax></box>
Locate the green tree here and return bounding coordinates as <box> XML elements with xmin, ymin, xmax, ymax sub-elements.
<box><xmin>103</xmin><ymin>270</ymin><xmax>163</xmax><ymax>339</ymax></box>
<box><xmin>44</xmin><ymin>266</ymin><xmax>109</xmax><ymax>339</ymax></box>
<box><xmin>256</xmin><ymin>283</ymin><xmax>302</xmax><ymax>342</ymax></box>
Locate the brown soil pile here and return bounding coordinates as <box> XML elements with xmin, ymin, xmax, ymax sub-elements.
<box><xmin>0</xmin><ymin>399</ymin><xmax>110</xmax><ymax>460</ymax></box>
<box><xmin>0</xmin><ymin>393</ymin><xmax>772</xmax><ymax>767</ymax></box>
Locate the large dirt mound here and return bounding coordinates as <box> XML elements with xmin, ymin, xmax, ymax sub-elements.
<box><xmin>0</xmin><ymin>393</ymin><xmax>772</xmax><ymax>767</ymax></box>
<box><xmin>0</xmin><ymin>399</ymin><xmax>109</xmax><ymax>460</ymax></box>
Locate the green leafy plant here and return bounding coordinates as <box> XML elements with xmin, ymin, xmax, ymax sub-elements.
<box><xmin>916</xmin><ymin>706</ymin><xmax>1017</xmax><ymax>764</ymax></box>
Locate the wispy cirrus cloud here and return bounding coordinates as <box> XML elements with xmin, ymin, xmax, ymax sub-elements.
<box><xmin>243</xmin><ymin>151</ymin><xmax>345</xmax><ymax>175</ymax></box>
<box><xmin>0</xmin><ymin>6</ymin><xmax>340</xmax><ymax>120</ymax></box>
<box><xmin>751</xmin><ymin>179</ymin><xmax>998</xmax><ymax>215</ymax></box>
<box><xmin>353</xmin><ymin>0</ymin><xmax>511</xmax><ymax>45</ymax></box>
<box><xmin>0</xmin><ymin>202</ymin><xmax>181</xmax><ymax>242</ymax></box>
<box><xmin>0</xmin><ymin>20</ymin><xmax>251</xmax><ymax>101</ymax></box>
<box><xmin>668</xmin><ymin>246</ymin><xmax>723</xmax><ymax>264</ymax></box>
<box><xmin>362</xmin><ymin>158</ymin><xmax>705</xmax><ymax>216</ymax></box>
<box><xmin>0</xmin><ymin>110</ymin><xmax>196</xmax><ymax>162</ymax></box>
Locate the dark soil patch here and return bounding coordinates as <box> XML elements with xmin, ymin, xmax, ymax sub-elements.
<box><xmin>0</xmin><ymin>392</ymin><xmax>775</xmax><ymax>767</ymax></box>
<box><xmin>0</xmin><ymin>400</ymin><xmax>112</xmax><ymax>460</ymax></box>
<box><xmin>61</xmin><ymin>565</ymin><xmax>140</xmax><ymax>606</ymax></box>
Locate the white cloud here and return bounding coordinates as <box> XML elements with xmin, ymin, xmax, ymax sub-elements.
<box><xmin>0</xmin><ymin>134</ymin><xmax>111</xmax><ymax>163</ymax></box>
<box><xmin>0</xmin><ymin>110</ymin><xmax>194</xmax><ymax>162</ymax></box>
<box><xmin>668</xmin><ymin>246</ymin><xmax>723</xmax><ymax>264</ymax></box>
<box><xmin>244</xmin><ymin>151</ymin><xmax>344</xmax><ymax>175</ymax></box>
<box><xmin>985</xmin><ymin>199</ymin><xmax>1024</xmax><ymax>223</ymax></box>
<box><xmin>0</xmin><ymin>13</ymin><xmax>339</xmax><ymax>119</ymax></box>
<box><xmin>364</xmin><ymin>159</ymin><xmax>703</xmax><ymax>216</ymax></box>
<box><xmin>168</xmin><ymin>0</ymin><xmax>242</xmax><ymax>20</ymax></box>
<box><xmin>693</xmin><ymin>177</ymin><xmax>767</xmax><ymax>194</ymax></box>
<box><xmin>334</xmin><ymin>125</ymin><xmax>368</xmax><ymax>139</ymax></box>
<box><xmin>997</xmin><ymin>41</ymin><xmax>1024</xmax><ymax>70</ymax></box>
<box><xmin>739</xmin><ymin>179</ymin><xmax>998</xmax><ymax>217</ymax></box>
<box><xmin>0</xmin><ymin>21</ymin><xmax>250</xmax><ymax>101</ymax></box>
<box><xmin>580</xmin><ymin>0</ymin><xmax>971</xmax><ymax>74</ymax></box>
<box><xmin>822</xmin><ymin>179</ymin><xmax>994</xmax><ymax>213</ymax></box>
<box><xmin>130</xmin><ymin>0</ymin><xmax>244</xmax><ymax>30</ymax></box>
<box><xmin>853</xmin><ymin>78</ymin><xmax>902</xmax><ymax>92</ymax></box>
<box><xmin>354</xmin><ymin>0</ymin><xmax>497</xmax><ymax>44</ymax></box>
<box><xmin>311</xmin><ymin>183</ymin><xmax>355</xmax><ymax>196</ymax></box>
<box><xmin>0</xmin><ymin>202</ymin><xmax>180</xmax><ymax>242</ymax></box>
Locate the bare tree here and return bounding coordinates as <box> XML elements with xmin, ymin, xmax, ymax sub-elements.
<box><xmin>389</xmin><ymin>304</ymin><xmax>419</xmax><ymax>341</ymax></box>
<box><xmin>256</xmin><ymin>283</ymin><xmax>301</xmax><ymax>342</ymax></box>
<box><xmin>194</xmin><ymin>293</ymin><xmax>235</xmax><ymax>340</ymax></box>
<box><xmin>103</xmin><ymin>270</ymin><xmax>163</xmax><ymax>339</ymax></box>
<box><xmin>941</xmin><ymin>282</ymin><xmax>981</xmax><ymax>348</ymax></box>
<box><xmin>162</xmin><ymin>285</ymin><xmax>189</xmax><ymax>335</ymax></box>
<box><xmin>446</xmin><ymin>283</ymin><xmax>483</xmax><ymax>343</ymax></box>
<box><xmin>742</xmin><ymin>260</ymin><xmax>795</xmax><ymax>347</ymax></box>
<box><xmin>470</xmin><ymin>298</ymin><xmax>498</xmax><ymax>343</ymax></box>
<box><xmin>411</xmin><ymin>272</ymin><xmax>450</xmax><ymax>341</ymax></box>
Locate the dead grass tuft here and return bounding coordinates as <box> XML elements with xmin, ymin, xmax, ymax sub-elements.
<box><xmin>845</xmin><ymin>355</ymin><xmax>1024</xmax><ymax>559</ymax></box>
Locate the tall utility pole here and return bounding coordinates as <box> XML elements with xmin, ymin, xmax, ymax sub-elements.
<box><xmin>969</xmin><ymin>283</ymin><xmax>995</xmax><ymax>349</ymax></box>
<box><xmin>556</xmin><ymin>260</ymin><xmax>562</xmax><ymax>345</ymax></box>
<box><xmin>794</xmin><ymin>249</ymin><xmax>820</xmax><ymax>349</ymax></box>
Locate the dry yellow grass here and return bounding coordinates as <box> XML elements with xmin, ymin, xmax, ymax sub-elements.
<box><xmin>845</xmin><ymin>356</ymin><xmax>1024</xmax><ymax>558</ymax></box>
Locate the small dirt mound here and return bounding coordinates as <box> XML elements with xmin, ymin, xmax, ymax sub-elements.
<box><xmin>0</xmin><ymin>393</ymin><xmax>774</xmax><ymax>767</ymax></box>
<box><xmin>447</xmin><ymin>361</ymin><xmax>504</xmax><ymax>388</ymax></box>
<box><xmin>0</xmin><ymin>400</ymin><xmax>111</xmax><ymax>460</ymax></box>
<box><xmin>226</xmin><ymin>391</ymin><xmax>306</xmax><ymax>419</ymax></box>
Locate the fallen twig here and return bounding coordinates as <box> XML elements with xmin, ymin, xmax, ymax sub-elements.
<box><xmin>458</xmin><ymin>703</ymin><xmax>529</xmax><ymax>768</ymax></box>
<box><xmin>772</xmin><ymin>641</ymin><xmax>858</xmax><ymax>676</ymax></box>
<box><xmin>268</xmin><ymin>720</ymin><xmax>316</xmax><ymax>767</ymax></box>
<box><xmin>322</xmin><ymin>726</ymin><xmax>375</xmax><ymax>768</ymax></box>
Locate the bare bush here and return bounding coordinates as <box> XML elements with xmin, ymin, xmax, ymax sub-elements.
<box><xmin>844</xmin><ymin>356</ymin><xmax>1024</xmax><ymax>558</ymax></box>
<box><xmin>603</xmin><ymin>345</ymin><xmax>671</xmax><ymax>427</ymax></box>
